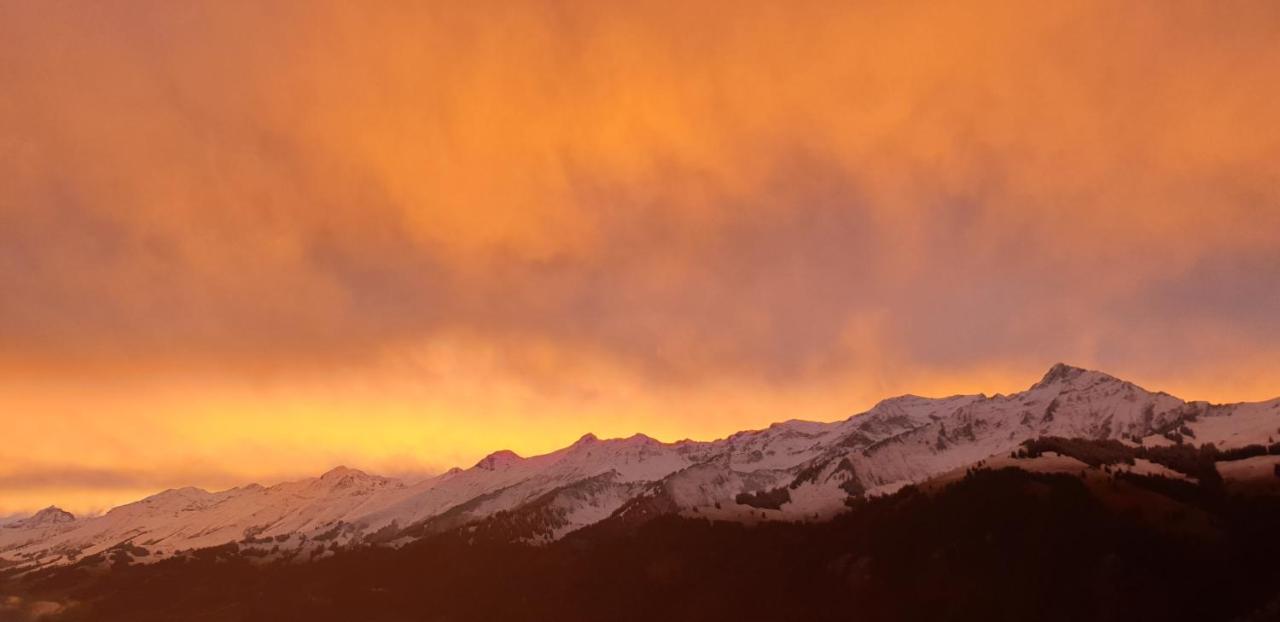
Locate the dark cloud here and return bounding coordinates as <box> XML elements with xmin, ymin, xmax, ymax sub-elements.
<box><xmin>2</xmin><ymin>0</ymin><xmax>1280</xmax><ymax>514</ymax></box>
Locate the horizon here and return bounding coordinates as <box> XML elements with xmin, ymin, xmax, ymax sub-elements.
<box><xmin>7</xmin><ymin>361</ymin><xmax>1276</xmax><ymax>517</ymax></box>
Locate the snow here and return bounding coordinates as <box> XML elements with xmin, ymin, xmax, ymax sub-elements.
<box><xmin>1184</xmin><ymin>399</ymin><xmax>1280</xmax><ymax>447</ymax></box>
<box><xmin>782</xmin><ymin>479</ymin><xmax>853</xmax><ymax>518</ymax></box>
<box><xmin>0</xmin><ymin>468</ymin><xmax>404</xmax><ymax>570</ymax></box>
<box><xmin>864</xmin><ymin>481</ymin><xmax>912</xmax><ymax>498</ymax></box>
<box><xmin>924</xmin><ymin>452</ymin><xmax>1091</xmax><ymax>490</ymax></box>
<box><xmin>6</xmin><ymin>507</ymin><xmax>75</xmax><ymax>528</ymax></box>
<box><xmin>1121</xmin><ymin>459</ymin><xmax>1191</xmax><ymax>481</ymax></box>
<box><xmin>4</xmin><ymin>363</ymin><xmax>1277</xmax><ymax>570</ymax></box>
<box><xmin>1217</xmin><ymin>454</ymin><xmax>1280</xmax><ymax>484</ymax></box>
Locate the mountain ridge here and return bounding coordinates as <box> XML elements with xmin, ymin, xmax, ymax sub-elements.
<box><xmin>3</xmin><ymin>363</ymin><xmax>1278</xmax><ymax>572</ymax></box>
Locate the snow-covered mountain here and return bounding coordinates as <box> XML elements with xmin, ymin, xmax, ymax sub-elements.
<box><xmin>5</xmin><ymin>507</ymin><xmax>75</xmax><ymax>529</ymax></box>
<box><xmin>3</xmin><ymin>364</ymin><xmax>1278</xmax><ymax>571</ymax></box>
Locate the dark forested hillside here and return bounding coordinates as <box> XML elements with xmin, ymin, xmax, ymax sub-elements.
<box><xmin>6</xmin><ymin>467</ymin><xmax>1280</xmax><ymax>622</ymax></box>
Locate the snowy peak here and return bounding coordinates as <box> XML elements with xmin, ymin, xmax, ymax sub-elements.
<box><xmin>1031</xmin><ymin>362</ymin><xmax>1126</xmax><ymax>392</ymax></box>
<box><xmin>474</xmin><ymin>450</ymin><xmax>523</xmax><ymax>471</ymax></box>
<box><xmin>101</xmin><ymin>486</ymin><xmax>221</xmax><ymax>520</ymax></box>
<box><xmin>847</xmin><ymin>393</ymin><xmax>982</xmax><ymax>441</ymax></box>
<box><xmin>622</xmin><ymin>433</ymin><xmax>659</xmax><ymax>446</ymax></box>
<box><xmin>320</xmin><ymin>465</ymin><xmax>361</xmax><ymax>480</ymax></box>
<box><xmin>1035</xmin><ymin>362</ymin><xmax>1087</xmax><ymax>387</ymax></box>
<box><xmin>311</xmin><ymin>466</ymin><xmax>395</xmax><ymax>495</ymax></box>
<box><xmin>3</xmin><ymin>364</ymin><xmax>1276</xmax><ymax>572</ymax></box>
<box><xmin>8</xmin><ymin>506</ymin><xmax>75</xmax><ymax>528</ymax></box>
<box><xmin>135</xmin><ymin>486</ymin><xmax>214</xmax><ymax>506</ymax></box>
<box><xmin>317</xmin><ymin>465</ymin><xmax>386</xmax><ymax>485</ymax></box>
<box><xmin>565</xmin><ymin>433</ymin><xmax>661</xmax><ymax>453</ymax></box>
<box><xmin>31</xmin><ymin>506</ymin><xmax>75</xmax><ymax>523</ymax></box>
<box><xmin>1015</xmin><ymin>363</ymin><xmax>1189</xmax><ymax>437</ymax></box>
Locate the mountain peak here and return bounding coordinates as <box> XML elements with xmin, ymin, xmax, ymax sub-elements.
<box><xmin>148</xmin><ymin>486</ymin><xmax>212</xmax><ymax>500</ymax></box>
<box><xmin>5</xmin><ymin>362</ymin><xmax>1274</xmax><ymax>574</ymax></box>
<box><xmin>474</xmin><ymin>449</ymin><xmax>522</xmax><ymax>470</ymax></box>
<box><xmin>869</xmin><ymin>393</ymin><xmax>927</xmax><ymax>409</ymax></box>
<box><xmin>321</xmin><ymin>465</ymin><xmax>364</xmax><ymax>480</ymax></box>
<box><xmin>1039</xmin><ymin>362</ymin><xmax>1085</xmax><ymax>383</ymax></box>
<box><xmin>623</xmin><ymin>432</ymin><xmax>658</xmax><ymax>445</ymax></box>
<box><xmin>1031</xmin><ymin>363</ymin><xmax>1118</xmax><ymax>390</ymax></box>
<box><xmin>11</xmin><ymin>506</ymin><xmax>76</xmax><ymax>528</ymax></box>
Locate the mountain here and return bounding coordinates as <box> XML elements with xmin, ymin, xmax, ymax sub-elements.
<box><xmin>22</xmin><ymin>466</ymin><xmax>1280</xmax><ymax>622</ymax></box>
<box><xmin>3</xmin><ymin>507</ymin><xmax>74</xmax><ymax>530</ymax></box>
<box><xmin>3</xmin><ymin>363</ymin><xmax>1278</xmax><ymax>573</ymax></box>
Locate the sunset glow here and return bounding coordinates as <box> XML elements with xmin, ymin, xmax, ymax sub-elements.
<box><xmin>2</xmin><ymin>1</ymin><xmax>1279</xmax><ymax>516</ymax></box>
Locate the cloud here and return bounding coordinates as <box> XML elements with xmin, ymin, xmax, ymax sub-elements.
<box><xmin>1</xmin><ymin>1</ymin><xmax>1278</xmax><ymax>512</ymax></box>
<box><xmin>0</xmin><ymin>465</ymin><xmax>243</xmax><ymax>494</ymax></box>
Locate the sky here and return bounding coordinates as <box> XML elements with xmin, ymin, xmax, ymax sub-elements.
<box><xmin>1</xmin><ymin>1</ymin><xmax>1279</xmax><ymax>515</ymax></box>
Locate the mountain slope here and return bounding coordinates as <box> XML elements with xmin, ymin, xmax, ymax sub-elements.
<box><xmin>13</xmin><ymin>466</ymin><xmax>1280</xmax><ymax>622</ymax></box>
<box><xmin>3</xmin><ymin>363</ymin><xmax>1277</xmax><ymax>571</ymax></box>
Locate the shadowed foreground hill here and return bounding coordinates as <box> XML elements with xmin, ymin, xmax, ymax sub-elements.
<box><xmin>8</xmin><ymin>466</ymin><xmax>1280</xmax><ymax>622</ymax></box>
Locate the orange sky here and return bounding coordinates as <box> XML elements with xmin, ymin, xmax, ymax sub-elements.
<box><xmin>2</xmin><ymin>1</ymin><xmax>1279</xmax><ymax>515</ymax></box>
